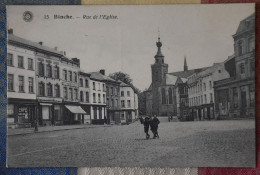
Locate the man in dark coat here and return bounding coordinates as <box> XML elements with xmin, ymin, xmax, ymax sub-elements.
<box><xmin>150</xmin><ymin>115</ymin><xmax>160</xmax><ymax>139</ymax></box>
<box><xmin>143</xmin><ymin>116</ymin><xmax>151</xmax><ymax>139</ymax></box>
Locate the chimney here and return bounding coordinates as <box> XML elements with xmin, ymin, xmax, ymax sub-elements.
<box><xmin>72</xmin><ymin>57</ymin><xmax>80</xmax><ymax>67</ymax></box>
<box><xmin>63</xmin><ymin>51</ymin><xmax>66</xmax><ymax>56</ymax></box>
<box><xmin>54</xmin><ymin>46</ymin><xmax>58</xmax><ymax>51</ymax></box>
<box><xmin>8</xmin><ymin>29</ymin><xmax>13</xmax><ymax>34</ymax></box>
<box><xmin>39</xmin><ymin>41</ymin><xmax>43</xmax><ymax>45</ymax></box>
<box><xmin>100</xmin><ymin>69</ymin><xmax>105</xmax><ymax>75</ymax></box>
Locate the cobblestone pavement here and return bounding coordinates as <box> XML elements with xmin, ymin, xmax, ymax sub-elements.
<box><xmin>7</xmin><ymin>119</ymin><xmax>255</xmax><ymax>168</ymax></box>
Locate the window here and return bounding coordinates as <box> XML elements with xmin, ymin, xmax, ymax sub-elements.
<box><xmin>248</xmin><ymin>37</ymin><xmax>255</xmax><ymax>52</ymax></box>
<box><xmin>127</xmin><ymin>100</ymin><xmax>131</xmax><ymax>107</ymax></box>
<box><xmin>39</xmin><ymin>62</ymin><xmax>45</xmax><ymax>77</ymax></box>
<box><xmin>85</xmin><ymin>79</ymin><xmax>89</xmax><ymax>88</ymax></box>
<box><xmin>115</xmin><ymin>99</ymin><xmax>118</xmax><ymax>107</ymax></box>
<box><xmin>80</xmin><ymin>91</ymin><xmax>84</xmax><ymax>102</ymax></box>
<box><xmin>98</xmin><ymin>93</ymin><xmax>101</xmax><ymax>103</ymax></box>
<box><xmin>107</xmin><ymin>98</ymin><xmax>110</xmax><ymax>106</ymax></box>
<box><xmin>168</xmin><ymin>88</ymin><xmax>173</xmax><ymax>104</ymax></box>
<box><xmin>209</xmin><ymin>81</ymin><xmax>212</xmax><ymax>90</ymax></box>
<box><xmin>28</xmin><ymin>58</ymin><xmax>34</xmax><ymax>70</ymax></box>
<box><xmin>18</xmin><ymin>76</ymin><xmax>24</xmax><ymax>92</ymax></box>
<box><xmin>63</xmin><ymin>69</ymin><xmax>67</xmax><ymax>80</ymax></box>
<box><xmin>127</xmin><ymin>91</ymin><xmax>130</xmax><ymax>97</ymax></box>
<box><xmin>103</xmin><ymin>84</ymin><xmax>105</xmax><ymax>92</ymax></box>
<box><xmin>121</xmin><ymin>100</ymin><xmax>125</xmax><ymax>108</ymax></box>
<box><xmin>203</xmin><ymin>83</ymin><xmax>206</xmax><ymax>91</ymax></box>
<box><xmin>47</xmin><ymin>83</ymin><xmax>53</xmax><ymax>96</ymax></box>
<box><xmin>238</xmin><ymin>41</ymin><xmax>243</xmax><ymax>56</ymax></box>
<box><xmin>161</xmin><ymin>88</ymin><xmax>166</xmax><ymax>104</ymax></box>
<box><xmin>106</xmin><ymin>86</ymin><xmax>109</xmax><ymax>94</ymax></box>
<box><xmin>204</xmin><ymin>94</ymin><xmax>207</xmax><ymax>104</ymax></box>
<box><xmin>111</xmin><ymin>99</ymin><xmax>114</xmax><ymax>107</ymax></box>
<box><xmin>121</xmin><ymin>113</ymin><xmax>124</xmax><ymax>120</ymax></box>
<box><xmin>28</xmin><ymin>77</ymin><xmax>34</xmax><ymax>93</ymax></box>
<box><xmin>54</xmin><ymin>84</ymin><xmax>60</xmax><ymax>97</ymax></box>
<box><xmin>39</xmin><ymin>82</ymin><xmax>45</xmax><ymax>96</ymax></box>
<box><xmin>74</xmin><ymin>72</ymin><xmax>77</xmax><ymax>82</ymax></box>
<box><xmin>86</xmin><ymin>92</ymin><xmax>89</xmax><ymax>103</ymax></box>
<box><xmin>240</xmin><ymin>63</ymin><xmax>245</xmax><ymax>74</ymax></box>
<box><xmin>80</xmin><ymin>78</ymin><xmax>83</xmax><ymax>87</ymax></box>
<box><xmin>54</xmin><ymin>66</ymin><xmax>59</xmax><ymax>79</ymax></box>
<box><xmin>8</xmin><ymin>74</ymin><xmax>14</xmax><ymax>91</ymax></box>
<box><xmin>7</xmin><ymin>53</ymin><xmax>13</xmax><ymax>66</ymax></box>
<box><xmin>46</xmin><ymin>64</ymin><xmax>52</xmax><ymax>78</ymax></box>
<box><xmin>18</xmin><ymin>56</ymin><xmax>24</xmax><ymax>68</ymax></box>
<box><xmin>115</xmin><ymin>88</ymin><xmax>117</xmax><ymax>95</ymax></box>
<box><xmin>93</xmin><ymin>82</ymin><xmax>96</xmax><ymax>90</ymax></box>
<box><xmin>98</xmin><ymin>83</ymin><xmax>101</xmax><ymax>90</ymax></box>
<box><xmin>233</xmin><ymin>87</ymin><xmax>238</xmax><ymax>108</ymax></box>
<box><xmin>93</xmin><ymin>93</ymin><xmax>96</xmax><ymax>103</ymax></box>
<box><xmin>121</xmin><ymin>91</ymin><xmax>124</xmax><ymax>97</ymax></box>
<box><xmin>63</xmin><ymin>87</ymin><xmax>68</xmax><ymax>99</ymax></box>
<box><xmin>249</xmin><ymin>85</ymin><xmax>255</xmax><ymax>107</ymax></box>
<box><xmin>69</xmin><ymin>88</ymin><xmax>73</xmax><ymax>99</ymax></box>
<box><xmin>111</xmin><ymin>87</ymin><xmax>113</xmax><ymax>95</ymax></box>
<box><xmin>69</xmin><ymin>71</ymin><xmax>72</xmax><ymax>81</ymax></box>
<box><xmin>201</xmin><ymin>95</ymin><xmax>203</xmax><ymax>104</ymax></box>
<box><xmin>74</xmin><ymin>89</ymin><xmax>78</xmax><ymax>100</ymax></box>
<box><xmin>210</xmin><ymin>93</ymin><xmax>213</xmax><ymax>102</ymax></box>
<box><xmin>103</xmin><ymin>94</ymin><xmax>105</xmax><ymax>103</ymax></box>
<box><xmin>250</xmin><ymin>61</ymin><xmax>255</xmax><ymax>72</ymax></box>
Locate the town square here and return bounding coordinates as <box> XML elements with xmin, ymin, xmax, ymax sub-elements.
<box><xmin>6</xmin><ymin>4</ymin><xmax>255</xmax><ymax>167</ymax></box>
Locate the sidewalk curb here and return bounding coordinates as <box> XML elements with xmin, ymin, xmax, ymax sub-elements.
<box><xmin>7</xmin><ymin>125</ymin><xmax>112</xmax><ymax>137</ymax></box>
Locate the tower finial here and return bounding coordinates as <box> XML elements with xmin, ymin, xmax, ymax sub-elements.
<box><xmin>184</xmin><ymin>56</ymin><xmax>188</xmax><ymax>71</ymax></box>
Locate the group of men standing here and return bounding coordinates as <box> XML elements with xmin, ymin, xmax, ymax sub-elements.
<box><xmin>139</xmin><ymin>115</ymin><xmax>160</xmax><ymax>139</ymax></box>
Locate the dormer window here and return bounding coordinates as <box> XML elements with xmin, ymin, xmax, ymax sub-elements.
<box><xmin>238</xmin><ymin>41</ymin><xmax>243</xmax><ymax>56</ymax></box>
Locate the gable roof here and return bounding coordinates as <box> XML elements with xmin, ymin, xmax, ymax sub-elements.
<box><xmin>89</xmin><ymin>72</ymin><xmax>119</xmax><ymax>83</ymax></box>
<box><xmin>168</xmin><ymin>67</ymin><xmax>209</xmax><ymax>79</ymax></box>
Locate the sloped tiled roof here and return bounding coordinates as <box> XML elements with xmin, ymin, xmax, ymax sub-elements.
<box><xmin>8</xmin><ymin>34</ymin><xmax>62</xmax><ymax>56</ymax></box>
<box><xmin>235</xmin><ymin>13</ymin><xmax>255</xmax><ymax>35</ymax></box>
<box><xmin>166</xmin><ymin>74</ymin><xmax>178</xmax><ymax>85</ymax></box>
<box><xmin>168</xmin><ymin>67</ymin><xmax>209</xmax><ymax>79</ymax></box>
<box><xmin>89</xmin><ymin>72</ymin><xmax>118</xmax><ymax>83</ymax></box>
<box><xmin>118</xmin><ymin>80</ymin><xmax>131</xmax><ymax>87</ymax></box>
<box><xmin>197</xmin><ymin>63</ymin><xmax>223</xmax><ymax>77</ymax></box>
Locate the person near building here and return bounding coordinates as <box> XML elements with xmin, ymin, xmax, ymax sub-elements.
<box><xmin>142</xmin><ymin>116</ymin><xmax>151</xmax><ymax>139</ymax></box>
<box><xmin>150</xmin><ymin>115</ymin><xmax>160</xmax><ymax>139</ymax></box>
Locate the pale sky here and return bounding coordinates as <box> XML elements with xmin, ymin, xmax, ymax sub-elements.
<box><xmin>7</xmin><ymin>4</ymin><xmax>254</xmax><ymax>91</ymax></box>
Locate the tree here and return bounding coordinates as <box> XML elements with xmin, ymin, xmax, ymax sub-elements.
<box><xmin>109</xmin><ymin>72</ymin><xmax>132</xmax><ymax>85</ymax></box>
<box><xmin>138</xmin><ymin>91</ymin><xmax>146</xmax><ymax>115</ymax></box>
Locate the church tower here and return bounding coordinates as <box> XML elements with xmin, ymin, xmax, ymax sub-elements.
<box><xmin>184</xmin><ymin>56</ymin><xmax>188</xmax><ymax>71</ymax></box>
<box><xmin>151</xmin><ymin>37</ymin><xmax>168</xmax><ymax>115</ymax></box>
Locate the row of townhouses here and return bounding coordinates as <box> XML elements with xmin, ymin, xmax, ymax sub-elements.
<box><xmin>146</xmin><ymin>13</ymin><xmax>255</xmax><ymax>121</ymax></box>
<box><xmin>7</xmin><ymin>29</ymin><xmax>139</xmax><ymax>128</ymax></box>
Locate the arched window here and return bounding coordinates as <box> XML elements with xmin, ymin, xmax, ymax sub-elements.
<box><xmin>162</xmin><ymin>88</ymin><xmax>166</xmax><ymax>104</ymax></box>
<box><xmin>168</xmin><ymin>88</ymin><xmax>173</xmax><ymax>104</ymax></box>
<box><xmin>39</xmin><ymin>82</ymin><xmax>45</xmax><ymax>96</ymax></box>
<box><xmin>47</xmin><ymin>83</ymin><xmax>53</xmax><ymax>97</ymax></box>
<box><xmin>38</xmin><ymin>62</ymin><xmax>45</xmax><ymax>77</ymax></box>
<box><xmin>54</xmin><ymin>84</ymin><xmax>60</xmax><ymax>97</ymax></box>
<box><xmin>80</xmin><ymin>91</ymin><xmax>84</xmax><ymax>102</ymax></box>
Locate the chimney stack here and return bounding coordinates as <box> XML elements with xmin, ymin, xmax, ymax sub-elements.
<box><xmin>100</xmin><ymin>69</ymin><xmax>105</xmax><ymax>75</ymax></box>
<box><xmin>8</xmin><ymin>29</ymin><xmax>13</xmax><ymax>34</ymax></box>
<box><xmin>54</xmin><ymin>46</ymin><xmax>58</xmax><ymax>51</ymax></box>
<box><xmin>39</xmin><ymin>41</ymin><xmax>43</xmax><ymax>45</ymax></box>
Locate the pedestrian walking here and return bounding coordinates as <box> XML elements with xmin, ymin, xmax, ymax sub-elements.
<box><xmin>143</xmin><ymin>116</ymin><xmax>151</xmax><ymax>139</ymax></box>
<box><xmin>150</xmin><ymin>115</ymin><xmax>160</xmax><ymax>139</ymax></box>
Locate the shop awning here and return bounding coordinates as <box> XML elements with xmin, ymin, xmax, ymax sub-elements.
<box><xmin>65</xmin><ymin>105</ymin><xmax>86</xmax><ymax>114</ymax></box>
<box><xmin>40</xmin><ymin>103</ymin><xmax>53</xmax><ymax>106</ymax></box>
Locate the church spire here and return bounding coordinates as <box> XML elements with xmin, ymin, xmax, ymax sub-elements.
<box><xmin>184</xmin><ymin>56</ymin><xmax>188</xmax><ymax>71</ymax></box>
<box><xmin>155</xmin><ymin>37</ymin><xmax>164</xmax><ymax>57</ymax></box>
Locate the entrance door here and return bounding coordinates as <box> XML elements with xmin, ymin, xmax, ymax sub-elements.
<box><xmin>241</xmin><ymin>91</ymin><xmax>247</xmax><ymax>116</ymax></box>
<box><xmin>198</xmin><ymin>109</ymin><xmax>201</xmax><ymax>120</ymax></box>
<box><xmin>207</xmin><ymin>107</ymin><xmax>211</xmax><ymax>120</ymax></box>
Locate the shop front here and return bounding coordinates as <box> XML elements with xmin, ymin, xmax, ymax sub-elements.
<box><xmin>63</xmin><ymin>105</ymin><xmax>87</xmax><ymax>125</ymax></box>
<box><xmin>7</xmin><ymin>98</ymin><xmax>37</xmax><ymax>128</ymax></box>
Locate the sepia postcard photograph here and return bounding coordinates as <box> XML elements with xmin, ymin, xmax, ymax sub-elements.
<box><xmin>6</xmin><ymin>4</ymin><xmax>255</xmax><ymax>168</ymax></box>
